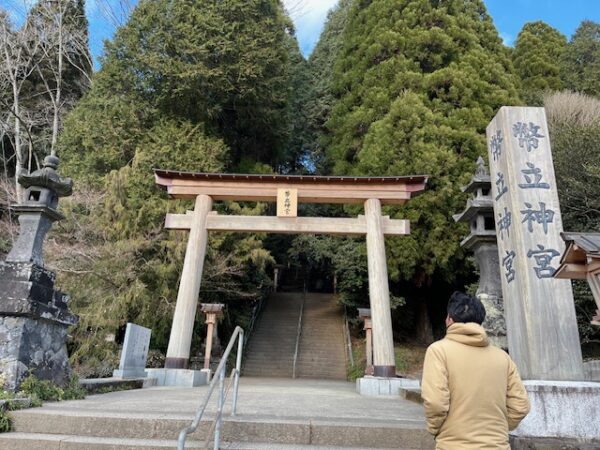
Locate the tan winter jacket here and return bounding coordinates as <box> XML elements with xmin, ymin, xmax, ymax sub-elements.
<box><xmin>421</xmin><ymin>322</ymin><xmax>530</xmax><ymax>450</ymax></box>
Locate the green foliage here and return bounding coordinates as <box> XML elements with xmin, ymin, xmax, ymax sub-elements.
<box><xmin>61</xmin><ymin>376</ymin><xmax>87</xmax><ymax>401</ymax></box>
<box><xmin>59</xmin><ymin>0</ymin><xmax>294</xmax><ymax>176</ymax></box>
<box><xmin>288</xmin><ymin>233</ymin><xmax>368</xmax><ymax>304</ymax></box>
<box><xmin>513</xmin><ymin>21</ymin><xmax>566</xmax><ymax>104</ymax></box>
<box><xmin>0</xmin><ymin>412</ymin><xmax>11</xmax><ymax>433</ymax></box>
<box><xmin>325</xmin><ymin>0</ymin><xmax>520</xmax><ymax>292</ymax></box>
<box><xmin>18</xmin><ymin>375</ymin><xmax>86</xmax><ymax>403</ymax></box>
<box><xmin>59</xmin><ymin>93</ymin><xmax>151</xmax><ymax>185</ymax></box>
<box><xmin>304</xmin><ymin>0</ymin><xmax>352</xmax><ymax>173</ymax></box>
<box><xmin>281</xmin><ymin>36</ymin><xmax>313</xmax><ymax>173</ymax></box>
<box><xmin>54</xmin><ymin>0</ymin><xmax>298</xmax><ymax>371</ymax></box>
<box><xmin>561</xmin><ymin>20</ymin><xmax>600</xmax><ymax>97</ymax></box>
<box><xmin>20</xmin><ymin>375</ymin><xmax>64</xmax><ymax>402</ymax></box>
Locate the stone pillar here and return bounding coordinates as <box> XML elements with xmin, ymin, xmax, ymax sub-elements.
<box><xmin>165</xmin><ymin>194</ymin><xmax>212</xmax><ymax>369</ymax></box>
<box><xmin>364</xmin><ymin>198</ymin><xmax>395</xmax><ymax>377</ymax></box>
<box><xmin>0</xmin><ymin>156</ymin><xmax>78</xmax><ymax>391</ymax></box>
<box><xmin>487</xmin><ymin>107</ymin><xmax>584</xmax><ymax>380</ymax></box>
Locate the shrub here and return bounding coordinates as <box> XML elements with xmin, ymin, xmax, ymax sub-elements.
<box><xmin>0</xmin><ymin>412</ymin><xmax>11</xmax><ymax>433</ymax></box>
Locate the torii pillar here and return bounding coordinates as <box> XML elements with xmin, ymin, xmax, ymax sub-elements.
<box><xmin>165</xmin><ymin>194</ymin><xmax>212</xmax><ymax>369</ymax></box>
<box><xmin>365</xmin><ymin>199</ymin><xmax>395</xmax><ymax>377</ymax></box>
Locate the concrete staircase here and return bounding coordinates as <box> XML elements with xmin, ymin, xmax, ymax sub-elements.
<box><xmin>296</xmin><ymin>293</ymin><xmax>347</xmax><ymax>380</ymax></box>
<box><xmin>243</xmin><ymin>292</ymin><xmax>303</xmax><ymax>378</ymax></box>
<box><xmin>243</xmin><ymin>292</ymin><xmax>347</xmax><ymax>380</ymax></box>
<box><xmin>0</xmin><ymin>378</ymin><xmax>435</xmax><ymax>449</ymax></box>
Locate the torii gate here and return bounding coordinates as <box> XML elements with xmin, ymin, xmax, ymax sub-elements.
<box><xmin>155</xmin><ymin>170</ymin><xmax>427</xmax><ymax>377</ymax></box>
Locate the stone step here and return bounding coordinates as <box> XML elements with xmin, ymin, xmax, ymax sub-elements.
<box><xmin>0</xmin><ymin>434</ymin><xmax>410</xmax><ymax>450</ymax></box>
<box><xmin>245</xmin><ymin>292</ymin><xmax>347</xmax><ymax>380</ymax></box>
<box><xmin>0</xmin><ymin>433</ymin><xmax>205</xmax><ymax>450</ymax></box>
<box><xmin>3</xmin><ymin>412</ymin><xmax>434</xmax><ymax>449</ymax></box>
<box><xmin>221</xmin><ymin>442</ymin><xmax>419</xmax><ymax>450</ymax></box>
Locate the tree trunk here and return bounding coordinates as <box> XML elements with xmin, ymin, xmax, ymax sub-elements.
<box><xmin>415</xmin><ymin>299</ymin><xmax>434</xmax><ymax>345</ymax></box>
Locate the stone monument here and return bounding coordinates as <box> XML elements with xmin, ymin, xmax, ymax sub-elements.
<box><xmin>487</xmin><ymin>107</ymin><xmax>600</xmax><ymax>444</ymax></box>
<box><xmin>487</xmin><ymin>106</ymin><xmax>583</xmax><ymax>381</ymax></box>
<box><xmin>0</xmin><ymin>155</ymin><xmax>78</xmax><ymax>391</ymax></box>
<box><xmin>454</xmin><ymin>157</ymin><xmax>507</xmax><ymax>348</ymax></box>
<box><xmin>113</xmin><ymin>323</ymin><xmax>151</xmax><ymax>379</ymax></box>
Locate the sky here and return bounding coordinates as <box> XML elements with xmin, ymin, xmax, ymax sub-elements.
<box><xmin>2</xmin><ymin>0</ymin><xmax>599</xmax><ymax>66</ymax></box>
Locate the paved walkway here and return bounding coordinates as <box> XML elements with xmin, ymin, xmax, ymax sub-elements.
<box><xmin>31</xmin><ymin>377</ymin><xmax>427</xmax><ymax>425</ymax></box>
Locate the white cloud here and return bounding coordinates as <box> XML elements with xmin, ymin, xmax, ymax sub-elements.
<box><xmin>500</xmin><ymin>32</ymin><xmax>514</xmax><ymax>47</ymax></box>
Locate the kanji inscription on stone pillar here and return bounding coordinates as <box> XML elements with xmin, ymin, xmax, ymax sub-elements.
<box><xmin>487</xmin><ymin>106</ymin><xmax>583</xmax><ymax>381</ymax></box>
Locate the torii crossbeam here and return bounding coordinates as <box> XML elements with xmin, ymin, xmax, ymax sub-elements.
<box><xmin>155</xmin><ymin>170</ymin><xmax>427</xmax><ymax>378</ymax></box>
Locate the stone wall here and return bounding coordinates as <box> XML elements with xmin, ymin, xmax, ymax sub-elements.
<box><xmin>0</xmin><ymin>316</ymin><xmax>71</xmax><ymax>391</ymax></box>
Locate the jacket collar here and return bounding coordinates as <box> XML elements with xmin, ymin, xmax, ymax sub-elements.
<box><xmin>445</xmin><ymin>322</ymin><xmax>489</xmax><ymax>347</ymax></box>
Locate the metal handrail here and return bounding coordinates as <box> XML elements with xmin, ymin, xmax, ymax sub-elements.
<box><xmin>343</xmin><ymin>307</ymin><xmax>354</xmax><ymax>367</ymax></box>
<box><xmin>243</xmin><ymin>295</ymin><xmax>266</xmax><ymax>354</ymax></box>
<box><xmin>177</xmin><ymin>326</ymin><xmax>244</xmax><ymax>450</ymax></box>
<box><xmin>292</xmin><ymin>285</ymin><xmax>306</xmax><ymax>379</ymax></box>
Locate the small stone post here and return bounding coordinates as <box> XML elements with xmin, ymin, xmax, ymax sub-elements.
<box><xmin>358</xmin><ymin>308</ymin><xmax>374</xmax><ymax>376</ymax></box>
<box><xmin>0</xmin><ymin>156</ymin><xmax>78</xmax><ymax>391</ymax></box>
<box><xmin>200</xmin><ymin>303</ymin><xmax>225</xmax><ymax>370</ymax></box>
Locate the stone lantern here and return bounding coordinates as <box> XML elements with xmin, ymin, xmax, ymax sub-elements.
<box><xmin>200</xmin><ymin>303</ymin><xmax>225</xmax><ymax>372</ymax></box>
<box><xmin>0</xmin><ymin>156</ymin><xmax>78</xmax><ymax>391</ymax></box>
<box><xmin>453</xmin><ymin>157</ymin><xmax>507</xmax><ymax>348</ymax></box>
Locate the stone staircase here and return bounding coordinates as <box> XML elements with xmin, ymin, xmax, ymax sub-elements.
<box><xmin>296</xmin><ymin>293</ymin><xmax>347</xmax><ymax>380</ymax></box>
<box><xmin>243</xmin><ymin>292</ymin><xmax>303</xmax><ymax>378</ymax></box>
<box><xmin>243</xmin><ymin>292</ymin><xmax>347</xmax><ymax>380</ymax></box>
<box><xmin>0</xmin><ymin>378</ymin><xmax>434</xmax><ymax>449</ymax></box>
<box><xmin>0</xmin><ymin>414</ymin><xmax>432</xmax><ymax>450</ymax></box>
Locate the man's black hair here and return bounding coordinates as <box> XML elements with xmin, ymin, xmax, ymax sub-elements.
<box><xmin>447</xmin><ymin>291</ymin><xmax>486</xmax><ymax>325</ymax></box>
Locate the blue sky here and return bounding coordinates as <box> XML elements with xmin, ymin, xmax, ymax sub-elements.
<box><xmin>2</xmin><ymin>0</ymin><xmax>599</xmax><ymax>66</ymax></box>
<box><xmin>485</xmin><ymin>0</ymin><xmax>600</xmax><ymax>47</ymax></box>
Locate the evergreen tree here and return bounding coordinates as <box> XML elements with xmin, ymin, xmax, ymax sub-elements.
<box><xmin>60</xmin><ymin>0</ymin><xmax>293</xmax><ymax>175</ymax></box>
<box><xmin>54</xmin><ymin>0</ymin><xmax>298</xmax><ymax>371</ymax></box>
<box><xmin>561</xmin><ymin>20</ymin><xmax>600</xmax><ymax>97</ymax></box>
<box><xmin>513</xmin><ymin>21</ymin><xmax>566</xmax><ymax>105</ymax></box>
<box><xmin>304</xmin><ymin>0</ymin><xmax>352</xmax><ymax>173</ymax></box>
<box><xmin>279</xmin><ymin>34</ymin><xmax>313</xmax><ymax>174</ymax></box>
<box><xmin>323</xmin><ymin>0</ymin><xmax>521</xmax><ymax>331</ymax></box>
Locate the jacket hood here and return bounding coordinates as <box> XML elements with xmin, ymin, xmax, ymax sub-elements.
<box><xmin>445</xmin><ymin>322</ymin><xmax>489</xmax><ymax>347</ymax></box>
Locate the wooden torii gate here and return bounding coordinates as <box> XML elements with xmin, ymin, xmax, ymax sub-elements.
<box><xmin>155</xmin><ymin>170</ymin><xmax>427</xmax><ymax>377</ymax></box>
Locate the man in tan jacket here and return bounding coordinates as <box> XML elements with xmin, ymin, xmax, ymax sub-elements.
<box><xmin>421</xmin><ymin>292</ymin><xmax>530</xmax><ymax>450</ymax></box>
